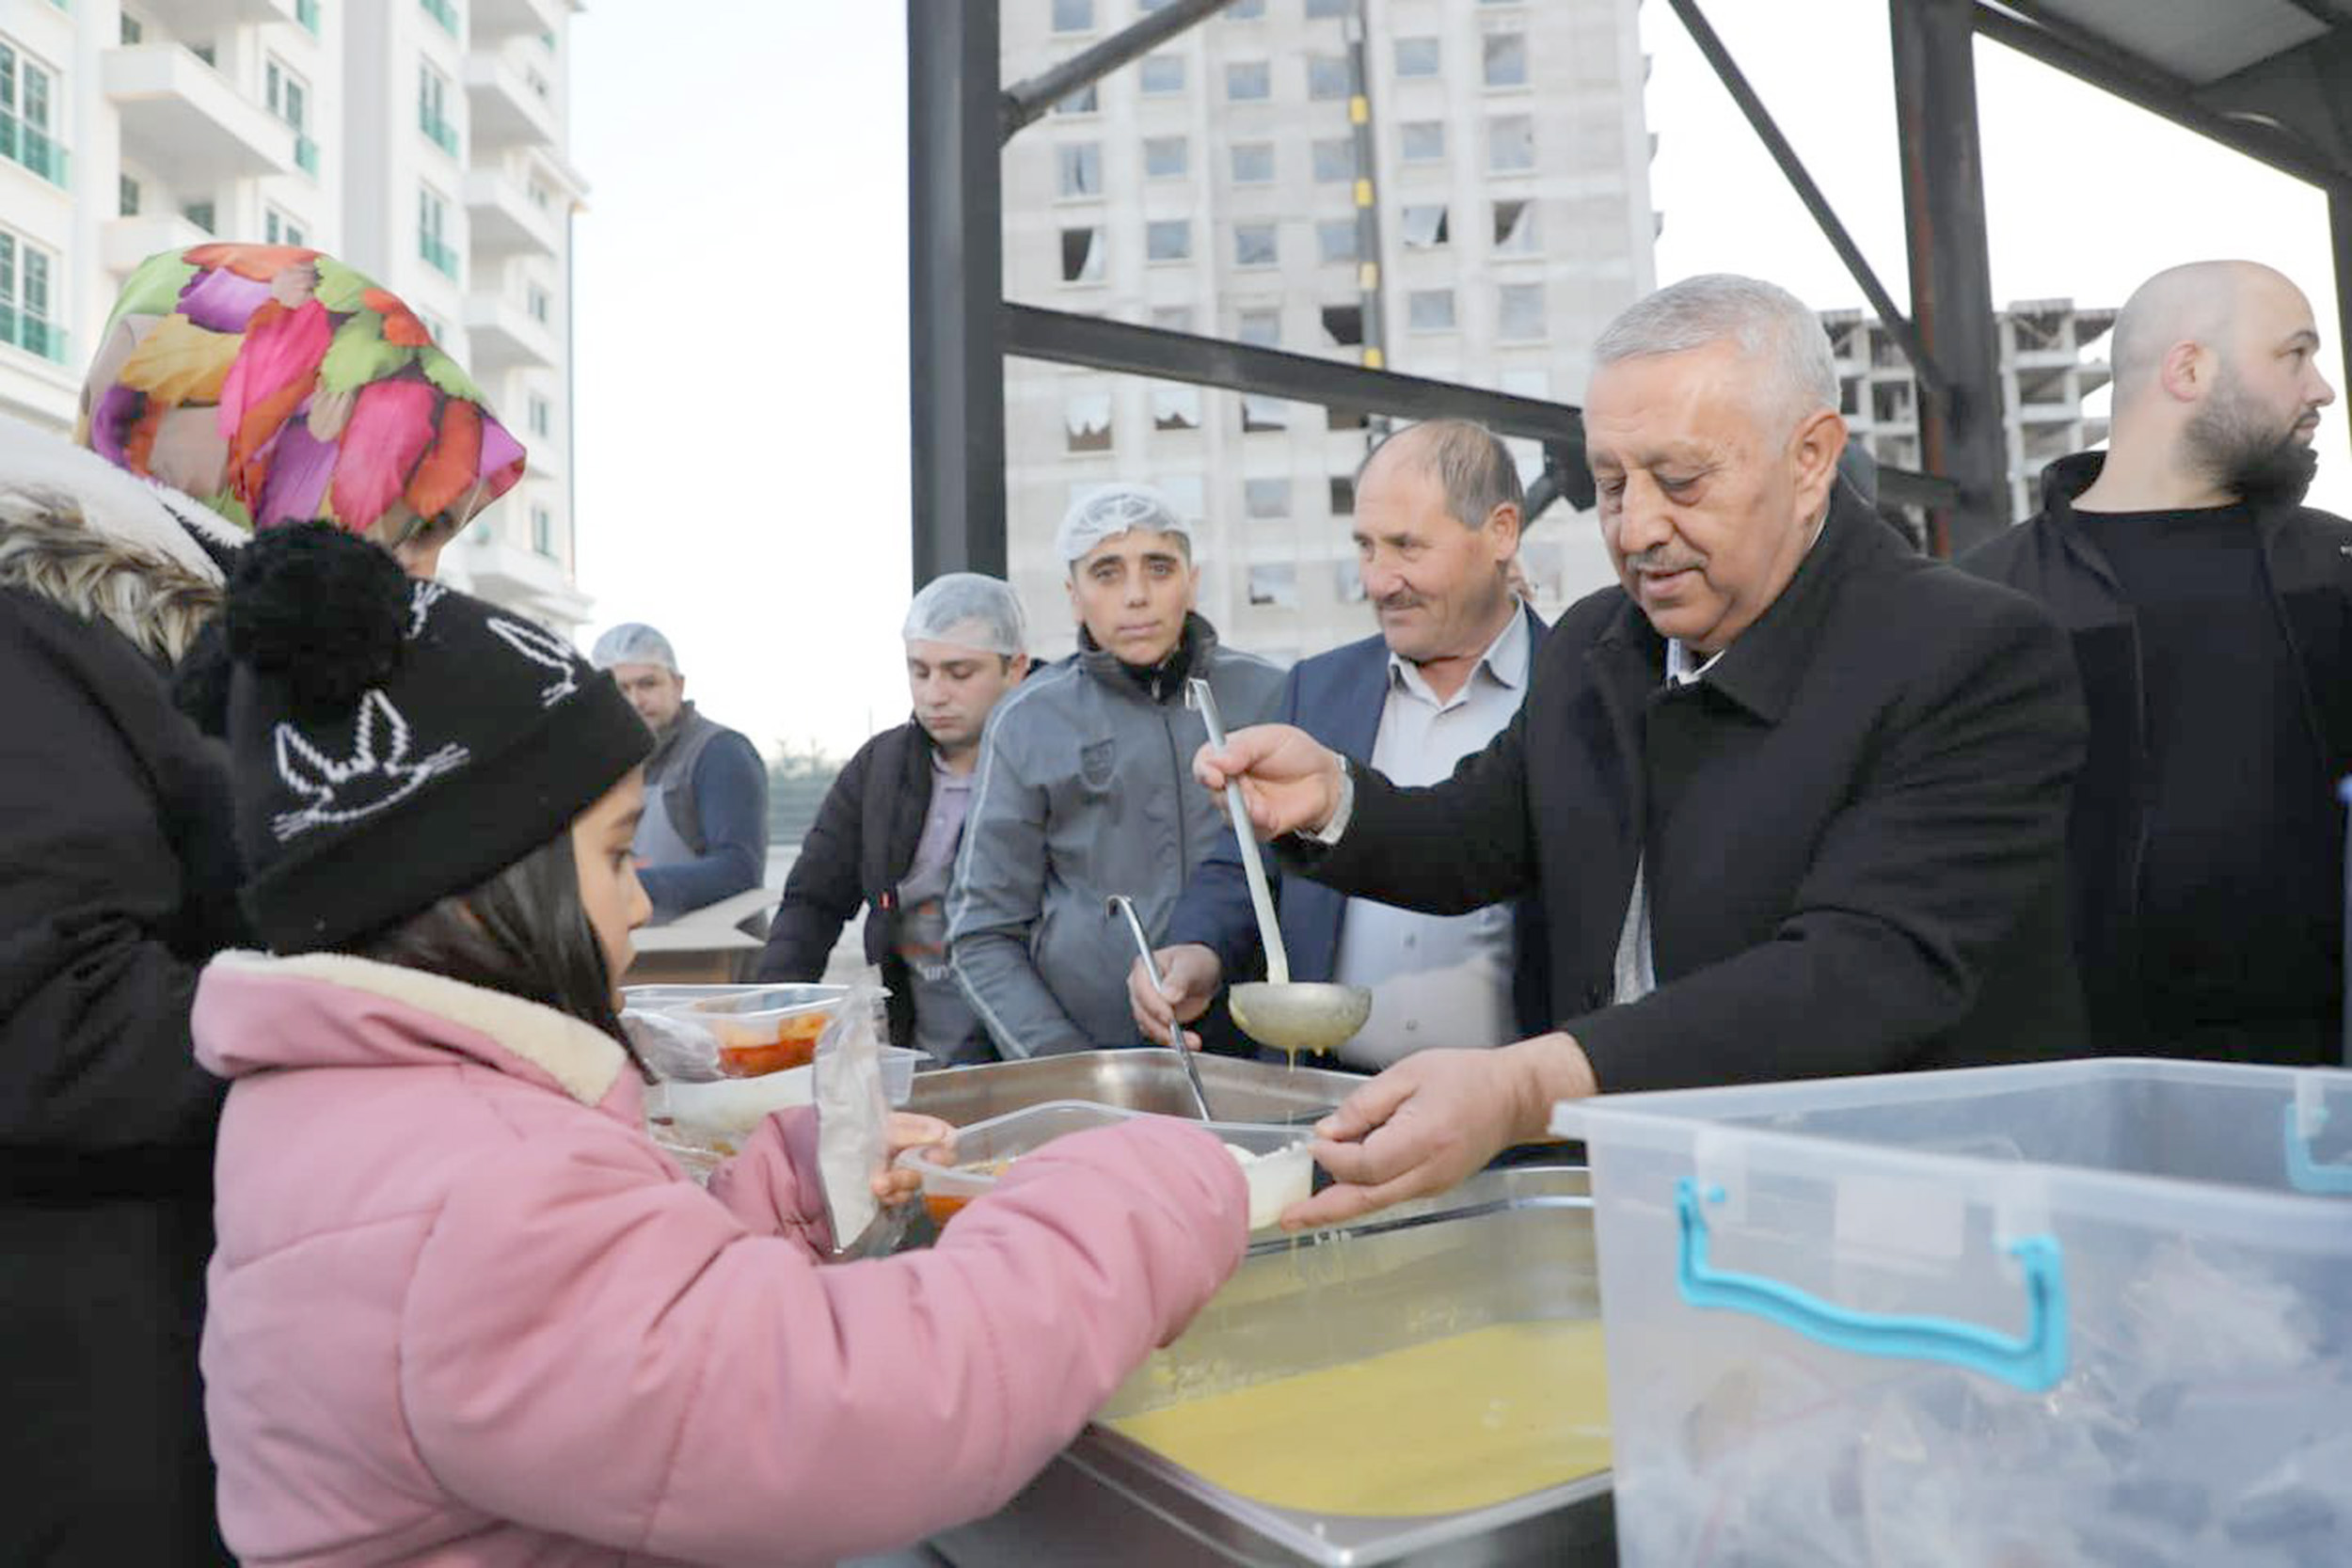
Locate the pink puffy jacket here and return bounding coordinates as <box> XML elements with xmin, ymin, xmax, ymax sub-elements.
<box><xmin>192</xmin><ymin>953</ymin><xmax>1247</xmax><ymax>1566</ymax></box>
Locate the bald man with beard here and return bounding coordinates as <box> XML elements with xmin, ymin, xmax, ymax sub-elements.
<box><xmin>1965</xmin><ymin>260</ymin><xmax>2344</xmax><ymax>1065</ymax></box>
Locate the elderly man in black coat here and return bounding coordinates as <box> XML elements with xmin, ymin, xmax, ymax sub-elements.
<box><xmin>1199</xmin><ymin>274</ymin><xmax>2090</xmax><ymax>1227</ymax></box>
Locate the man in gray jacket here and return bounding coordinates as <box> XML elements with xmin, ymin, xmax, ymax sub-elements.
<box><xmin>949</xmin><ymin>484</ymin><xmax>1286</xmax><ymax>1056</ymax></box>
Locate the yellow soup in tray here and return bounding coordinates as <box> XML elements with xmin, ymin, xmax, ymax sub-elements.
<box><xmin>1105</xmin><ymin>1319</ymin><xmax>1612</xmax><ymax>1518</ymax></box>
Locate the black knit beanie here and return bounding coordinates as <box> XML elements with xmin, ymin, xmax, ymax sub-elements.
<box><xmin>219</xmin><ymin>523</ymin><xmax>653</xmax><ymax>953</ymax></box>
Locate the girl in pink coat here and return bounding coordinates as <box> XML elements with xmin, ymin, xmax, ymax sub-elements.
<box><xmin>189</xmin><ymin>526</ymin><xmax>1248</xmax><ymax>1567</ymax></box>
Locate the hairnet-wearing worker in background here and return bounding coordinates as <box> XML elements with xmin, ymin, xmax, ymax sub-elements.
<box><xmin>589</xmin><ymin>623</ymin><xmax>770</xmax><ymax>924</ymax></box>
<box><xmin>756</xmin><ymin>575</ymin><xmax>1031</xmax><ymax>1066</ymax></box>
<box><xmin>948</xmin><ymin>484</ymin><xmax>1287</xmax><ymax>1057</ymax></box>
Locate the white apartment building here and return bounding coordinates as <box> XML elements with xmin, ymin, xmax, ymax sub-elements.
<box><xmin>1000</xmin><ymin>0</ymin><xmax>1658</xmax><ymax>664</ymax></box>
<box><xmin>1824</xmin><ymin>298</ymin><xmax>2119</xmax><ymax>527</ymax></box>
<box><xmin>0</xmin><ymin>0</ymin><xmax>589</xmax><ymax>633</ymax></box>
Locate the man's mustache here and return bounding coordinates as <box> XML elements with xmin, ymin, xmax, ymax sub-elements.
<box><xmin>1627</xmin><ymin>548</ymin><xmax>1708</xmax><ymax>575</ymax></box>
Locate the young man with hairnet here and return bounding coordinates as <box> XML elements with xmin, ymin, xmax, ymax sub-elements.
<box><xmin>589</xmin><ymin>623</ymin><xmax>770</xmax><ymax>923</ymax></box>
<box><xmin>757</xmin><ymin>575</ymin><xmax>1031</xmax><ymax>1064</ymax></box>
<box><xmin>947</xmin><ymin>485</ymin><xmax>1286</xmax><ymax>1057</ymax></box>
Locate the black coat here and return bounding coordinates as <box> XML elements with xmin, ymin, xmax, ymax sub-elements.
<box><xmin>755</xmin><ymin>721</ymin><xmax>991</xmax><ymax>1059</ymax></box>
<box><xmin>0</xmin><ymin>584</ymin><xmax>244</xmax><ymax>1564</ymax></box>
<box><xmin>1289</xmin><ymin>484</ymin><xmax>2090</xmax><ymax>1092</ymax></box>
<box><xmin>1962</xmin><ymin>452</ymin><xmax>2352</xmax><ymax>1062</ymax></box>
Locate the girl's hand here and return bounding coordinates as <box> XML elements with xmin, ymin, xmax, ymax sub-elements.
<box><xmin>870</xmin><ymin>1113</ymin><xmax>955</xmax><ymax>1207</ymax></box>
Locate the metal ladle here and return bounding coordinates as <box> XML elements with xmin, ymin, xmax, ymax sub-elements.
<box><xmin>1187</xmin><ymin>678</ymin><xmax>1373</xmax><ymax>1061</ymax></box>
<box><xmin>1106</xmin><ymin>894</ymin><xmax>1215</xmax><ymax>1120</ymax></box>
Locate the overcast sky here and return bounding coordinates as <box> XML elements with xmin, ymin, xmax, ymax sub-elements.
<box><xmin>566</xmin><ymin>1</ymin><xmax>2347</xmax><ymax>758</ymax></box>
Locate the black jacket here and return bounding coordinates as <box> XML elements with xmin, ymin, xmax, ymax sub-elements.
<box><xmin>1289</xmin><ymin>483</ymin><xmax>2090</xmax><ymax>1093</ymax></box>
<box><xmin>1</xmin><ymin>583</ymin><xmax>245</xmax><ymax>1563</ymax></box>
<box><xmin>755</xmin><ymin>720</ymin><xmax>987</xmax><ymax>1057</ymax></box>
<box><xmin>1962</xmin><ymin>452</ymin><xmax>2352</xmax><ymax>1062</ymax></box>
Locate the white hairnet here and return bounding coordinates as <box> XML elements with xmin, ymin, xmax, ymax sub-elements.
<box><xmin>1054</xmin><ymin>483</ymin><xmax>1193</xmax><ymax>565</ymax></box>
<box><xmin>590</xmin><ymin>622</ymin><xmax>678</xmax><ymax>673</ymax></box>
<box><xmin>903</xmin><ymin>573</ymin><xmax>1026</xmax><ymax>657</ymax></box>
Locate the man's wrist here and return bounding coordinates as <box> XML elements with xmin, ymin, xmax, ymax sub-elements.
<box><xmin>1502</xmin><ymin>1031</ymin><xmax>1599</xmax><ymax>1142</ymax></box>
<box><xmin>1305</xmin><ymin>753</ymin><xmax>1354</xmax><ymax>845</ymax></box>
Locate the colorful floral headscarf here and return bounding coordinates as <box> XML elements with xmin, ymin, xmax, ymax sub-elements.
<box><xmin>76</xmin><ymin>245</ymin><xmax>525</xmax><ymax>546</ymax></box>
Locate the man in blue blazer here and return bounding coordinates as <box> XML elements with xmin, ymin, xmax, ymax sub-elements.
<box><xmin>1131</xmin><ymin>420</ymin><xmax>1549</xmax><ymax>1071</ymax></box>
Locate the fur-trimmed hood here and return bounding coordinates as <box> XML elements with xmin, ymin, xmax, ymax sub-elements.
<box><xmin>0</xmin><ymin>413</ymin><xmax>245</xmax><ymax>660</ymax></box>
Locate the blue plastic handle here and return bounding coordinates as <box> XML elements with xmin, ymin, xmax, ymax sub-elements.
<box><xmin>2284</xmin><ymin>1104</ymin><xmax>2352</xmax><ymax>1195</ymax></box>
<box><xmin>1675</xmin><ymin>1178</ymin><xmax>2069</xmax><ymax>1393</ymax></box>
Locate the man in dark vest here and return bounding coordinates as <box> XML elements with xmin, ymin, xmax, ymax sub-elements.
<box><xmin>591</xmin><ymin>622</ymin><xmax>769</xmax><ymax>924</ymax></box>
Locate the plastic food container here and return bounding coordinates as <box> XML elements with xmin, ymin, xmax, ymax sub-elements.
<box><xmin>619</xmin><ymin>983</ymin><xmax>770</xmax><ymax>1012</ymax></box>
<box><xmin>652</xmin><ymin>1045</ymin><xmax>926</xmax><ymax>1140</ymax></box>
<box><xmin>674</xmin><ymin>985</ymin><xmax>850</xmax><ymax>1077</ymax></box>
<box><xmin>1554</xmin><ymin>1057</ymin><xmax>2352</xmax><ymax>1567</ymax></box>
<box><xmin>898</xmin><ymin>1100</ymin><xmax>1312</xmax><ymax>1232</ymax></box>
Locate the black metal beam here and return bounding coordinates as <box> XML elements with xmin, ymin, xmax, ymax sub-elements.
<box><xmin>1891</xmin><ymin>0</ymin><xmax>2010</xmax><ymax>554</ymax></box>
<box><xmin>1001</xmin><ymin>0</ymin><xmax>1241</xmax><ymax>140</ymax></box>
<box><xmin>908</xmin><ymin>0</ymin><xmax>1008</xmax><ymax>582</ymax></box>
<box><xmin>1002</xmin><ymin>304</ymin><xmax>1598</xmax><ymax>509</ymax></box>
<box><xmin>1664</xmin><ymin>0</ymin><xmax>1951</xmax><ymax>400</ymax></box>
<box><xmin>1974</xmin><ymin>2</ymin><xmax>2349</xmax><ymax>192</ymax></box>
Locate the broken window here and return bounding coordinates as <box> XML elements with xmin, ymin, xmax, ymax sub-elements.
<box><xmin>1308</xmin><ymin>55</ymin><xmax>1352</xmax><ymax>100</ymax></box>
<box><xmin>1402</xmin><ymin>121</ymin><xmax>1445</xmax><ymax>162</ymax></box>
<box><xmin>1493</xmin><ymin>198</ymin><xmax>1539</xmax><ymax>254</ymax></box>
<box><xmin>1227</xmin><ymin>60</ymin><xmax>1271</xmax><ymax>101</ymax></box>
<box><xmin>1242</xmin><ymin>396</ymin><xmax>1291</xmax><ymax>433</ymax></box>
<box><xmin>1231</xmin><ymin>142</ymin><xmax>1275</xmax><ymax>183</ymax></box>
<box><xmin>1401</xmin><ymin>204</ymin><xmax>1450</xmax><ymax>248</ymax></box>
<box><xmin>1234</xmin><ymin>222</ymin><xmax>1279</xmax><ymax>267</ymax></box>
<box><xmin>1312</xmin><ymin>137</ymin><xmax>1357</xmax><ymax>182</ymax></box>
<box><xmin>1144</xmin><ymin>135</ymin><xmax>1188</xmax><ymax>179</ymax></box>
<box><xmin>1316</xmin><ymin>219</ymin><xmax>1359</xmax><ymax>264</ymax></box>
<box><xmin>1059</xmin><ymin>227</ymin><xmax>1105</xmax><ymax>283</ymax></box>
<box><xmin>1839</xmin><ymin>376</ymin><xmax>1862</xmax><ymax>416</ymax></box>
<box><xmin>1064</xmin><ymin>391</ymin><xmax>1113</xmax><ymax>452</ymax></box>
<box><xmin>1407</xmin><ymin>288</ymin><xmax>1455</xmax><ymax>332</ymax></box>
<box><xmin>1147</xmin><ymin>219</ymin><xmax>1191</xmax><ymax>262</ymax></box>
<box><xmin>1488</xmin><ymin>114</ymin><xmax>1534</xmax><ymax>172</ymax></box>
<box><xmin>1498</xmin><ymin>282</ymin><xmax>1546</xmax><ymax>341</ymax></box>
<box><xmin>1483</xmin><ymin>32</ymin><xmax>1528</xmax><ymax>87</ymax></box>
<box><xmin>1057</xmin><ymin>143</ymin><xmax>1103</xmax><ymax>198</ymax></box>
<box><xmin>1152</xmin><ymin>384</ymin><xmax>1201</xmax><ymax>430</ymax></box>
<box><xmin>1321</xmin><ymin>304</ymin><xmax>1363</xmax><ymax>347</ymax></box>
<box><xmin>1329</xmin><ymin>476</ymin><xmax>1356</xmax><ymax>515</ymax></box>
<box><xmin>1395</xmin><ymin>38</ymin><xmax>1439</xmax><ymax>75</ymax></box>
<box><xmin>1871</xmin><ymin>380</ymin><xmax>1914</xmax><ymax>424</ymax></box>
<box><xmin>1248</xmin><ymin>564</ymin><xmax>1301</xmax><ymax>608</ymax></box>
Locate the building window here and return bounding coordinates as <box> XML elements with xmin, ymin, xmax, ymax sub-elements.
<box><xmin>529</xmin><ymin>394</ymin><xmax>552</xmax><ymax>438</ymax></box>
<box><xmin>119</xmin><ymin>174</ymin><xmax>140</xmax><ymax>216</ymax></box>
<box><xmin>1488</xmin><ymin>114</ymin><xmax>1534</xmax><ymax>172</ymax></box>
<box><xmin>420</xmin><ymin>62</ymin><xmax>458</xmax><ymax>155</ymax></box>
<box><xmin>1065</xmin><ymin>391</ymin><xmax>1112</xmax><ymax>452</ymax></box>
<box><xmin>1151</xmin><ymin>305</ymin><xmax>1194</xmax><ymax>332</ymax></box>
<box><xmin>1315</xmin><ymin>219</ymin><xmax>1357</xmax><ymax>265</ymax></box>
<box><xmin>267</xmin><ymin>57</ymin><xmax>316</xmax><ymax>175</ymax></box>
<box><xmin>0</xmin><ymin>41</ymin><xmax>67</xmax><ymax>188</ymax></box>
<box><xmin>531</xmin><ymin>505</ymin><xmax>553</xmax><ymax>556</ymax></box>
<box><xmin>1248</xmin><ymin>563</ymin><xmax>1300</xmax><ymax>609</ymax></box>
<box><xmin>1143</xmin><ymin>135</ymin><xmax>1187</xmax><ymax>180</ymax></box>
<box><xmin>1140</xmin><ymin>55</ymin><xmax>1185</xmax><ymax>94</ymax></box>
<box><xmin>528</xmin><ymin>179</ymin><xmax>551</xmax><ymax>211</ymax></box>
<box><xmin>1407</xmin><ymin>288</ymin><xmax>1455</xmax><ymax>332</ymax></box>
<box><xmin>120</xmin><ymin>14</ymin><xmax>144</xmax><ymax>42</ymax></box>
<box><xmin>1400</xmin><ymin>204</ymin><xmax>1449</xmax><ymax>249</ymax></box>
<box><xmin>1307</xmin><ymin>55</ymin><xmax>1351</xmax><ymax>100</ymax></box>
<box><xmin>1245</xmin><ymin>478</ymin><xmax>1291</xmax><ymax>518</ymax></box>
<box><xmin>1146</xmin><ymin>218</ymin><xmax>1191</xmax><ymax>262</ymax></box>
<box><xmin>1052</xmin><ymin>0</ymin><xmax>1093</xmax><ymax>31</ymax></box>
<box><xmin>1328</xmin><ymin>476</ymin><xmax>1356</xmax><ymax>515</ymax></box>
<box><xmin>1059</xmin><ymin>227</ymin><xmax>1104</xmax><ymax>283</ymax></box>
<box><xmin>1498</xmin><ymin>282</ymin><xmax>1546</xmax><ymax>341</ymax></box>
<box><xmin>298</xmin><ymin>0</ymin><xmax>321</xmax><ymax>35</ymax></box>
<box><xmin>1236</xmin><ymin>309</ymin><xmax>1280</xmax><ymax>347</ymax></box>
<box><xmin>527</xmin><ymin>283</ymin><xmax>551</xmax><ymax>323</ymax></box>
<box><xmin>1402</xmin><ymin>120</ymin><xmax>1445</xmax><ymax>162</ymax></box>
<box><xmin>1225</xmin><ymin>61</ymin><xmax>1270</xmax><ymax>102</ymax></box>
<box><xmin>264</xmin><ymin>207</ymin><xmax>306</xmax><ymax>246</ymax></box>
<box><xmin>1225</xmin><ymin>0</ymin><xmax>1265</xmax><ymax>14</ymax></box>
<box><xmin>0</xmin><ymin>228</ymin><xmax>64</xmax><ymax>365</ymax></box>
<box><xmin>1311</xmin><ymin>138</ymin><xmax>1356</xmax><ymax>183</ymax></box>
<box><xmin>1305</xmin><ymin>0</ymin><xmax>1349</xmax><ymax>16</ymax></box>
<box><xmin>419</xmin><ymin>186</ymin><xmax>457</xmax><ymax>278</ymax></box>
<box><xmin>1484</xmin><ymin>32</ymin><xmax>1528</xmax><ymax>88</ymax></box>
<box><xmin>1240</xmin><ymin>396</ymin><xmax>1289</xmax><ymax>433</ymax></box>
<box><xmin>1336</xmin><ymin>562</ymin><xmax>1368</xmax><ymax>603</ymax></box>
<box><xmin>1394</xmin><ymin>38</ymin><xmax>1439</xmax><ymax>76</ymax></box>
<box><xmin>1057</xmin><ymin>142</ymin><xmax>1103</xmax><ymax>197</ymax></box>
<box><xmin>183</xmin><ymin>200</ymin><xmax>216</xmax><ymax>233</ymax></box>
<box><xmin>421</xmin><ymin>0</ymin><xmax>459</xmax><ymax>36</ymax></box>
<box><xmin>1493</xmin><ymin>198</ymin><xmax>1539</xmax><ymax>254</ymax></box>
<box><xmin>1230</xmin><ymin>142</ymin><xmax>1273</xmax><ymax>183</ymax></box>
<box><xmin>1051</xmin><ymin>81</ymin><xmax>1098</xmax><ymax>115</ymax></box>
<box><xmin>1233</xmin><ymin>222</ymin><xmax>1278</xmax><ymax>268</ymax></box>
<box><xmin>1152</xmin><ymin>383</ymin><xmax>1200</xmax><ymax>430</ymax></box>
<box><xmin>1320</xmin><ymin>304</ymin><xmax>1363</xmax><ymax>348</ymax></box>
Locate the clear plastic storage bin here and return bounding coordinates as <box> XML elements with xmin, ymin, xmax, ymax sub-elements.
<box><xmin>899</xmin><ymin>1099</ymin><xmax>1312</xmax><ymax>1232</ymax></box>
<box><xmin>1554</xmin><ymin>1057</ymin><xmax>2352</xmax><ymax>1567</ymax></box>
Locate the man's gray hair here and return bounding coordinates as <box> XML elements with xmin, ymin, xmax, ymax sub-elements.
<box><xmin>1357</xmin><ymin>418</ymin><xmax>1525</xmax><ymax>531</ymax></box>
<box><xmin>1593</xmin><ymin>274</ymin><xmax>1839</xmax><ymax>433</ymax></box>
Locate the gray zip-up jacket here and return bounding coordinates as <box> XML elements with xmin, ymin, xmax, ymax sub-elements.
<box><xmin>948</xmin><ymin>614</ymin><xmax>1285</xmax><ymax>1057</ymax></box>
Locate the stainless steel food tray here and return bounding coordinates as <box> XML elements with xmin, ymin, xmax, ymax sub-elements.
<box><xmin>905</xmin><ymin>1048</ymin><xmax>1368</xmax><ymax>1128</ymax></box>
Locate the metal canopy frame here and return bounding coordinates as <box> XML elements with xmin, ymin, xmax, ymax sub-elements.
<box><xmin>910</xmin><ymin>0</ymin><xmax>2352</xmax><ymax>577</ymax></box>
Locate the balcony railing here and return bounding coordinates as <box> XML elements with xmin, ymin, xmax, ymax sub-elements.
<box><xmin>420</xmin><ymin>234</ymin><xmax>461</xmax><ymax>278</ymax></box>
<box><xmin>0</xmin><ymin>307</ymin><xmax>70</xmax><ymax>366</ymax></box>
<box><xmin>421</xmin><ymin>0</ymin><xmax>458</xmax><ymax>34</ymax></box>
<box><xmin>0</xmin><ymin>114</ymin><xmax>70</xmax><ymax>188</ymax></box>
<box><xmin>421</xmin><ymin>113</ymin><xmax>459</xmax><ymax>155</ymax></box>
<box><xmin>294</xmin><ymin>134</ymin><xmax>318</xmax><ymax>175</ymax></box>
